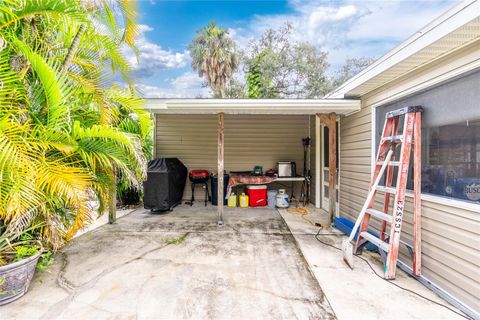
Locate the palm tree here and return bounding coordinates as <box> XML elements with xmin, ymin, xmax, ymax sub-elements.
<box><xmin>0</xmin><ymin>0</ymin><xmax>151</xmax><ymax>251</ymax></box>
<box><xmin>189</xmin><ymin>22</ymin><xmax>238</xmax><ymax>98</ymax></box>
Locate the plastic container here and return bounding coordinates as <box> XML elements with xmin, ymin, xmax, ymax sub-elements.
<box><xmin>276</xmin><ymin>189</ymin><xmax>289</xmax><ymax>208</ymax></box>
<box><xmin>211</xmin><ymin>174</ymin><xmax>229</xmax><ymax>206</ymax></box>
<box><xmin>267</xmin><ymin>190</ymin><xmax>278</xmax><ymax>208</ymax></box>
<box><xmin>246</xmin><ymin>185</ymin><xmax>267</xmax><ymax>207</ymax></box>
<box><xmin>228</xmin><ymin>194</ymin><xmax>237</xmax><ymax>207</ymax></box>
<box><xmin>239</xmin><ymin>193</ymin><xmax>249</xmax><ymax>208</ymax></box>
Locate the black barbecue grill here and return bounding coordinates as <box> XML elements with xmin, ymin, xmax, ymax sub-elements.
<box><xmin>144</xmin><ymin>158</ymin><xmax>187</xmax><ymax>211</ymax></box>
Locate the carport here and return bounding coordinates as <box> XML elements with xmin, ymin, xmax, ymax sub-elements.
<box><xmin>146</xmin><ymin>98</ymin><xmax>361</xmax><ymax>224</ymax></box>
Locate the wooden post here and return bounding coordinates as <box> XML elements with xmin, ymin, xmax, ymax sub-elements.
<box><xmin>413</xmin><ymin>111</ymin><xmax>422</xmax><ymax>275</ymax></box>
<box><xmin>318</xmin><ymin>113</ymin><xmax>337</xmax><ymax>223</ymax></box>
<box><xmin>217</xmin><ymin>112</ymin><xmax>225</xmax><ymax>225</ymax></box>
<box><xmin>108</xmin><ymin>174</ymin><xmax>116</xmax><ymax>224</ymax></box>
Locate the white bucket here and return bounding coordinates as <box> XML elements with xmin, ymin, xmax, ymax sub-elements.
<box><xmin>276</xmin><ymin>189</ymin><xmax>289</xmax><ymax>208</ymax></box>
<box><xmin>267</xmin><ymin>190</ymin><xmax>278</xmax><ymax>208</ymax></box>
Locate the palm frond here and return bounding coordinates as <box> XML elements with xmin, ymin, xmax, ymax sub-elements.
<box><xmin>0</xmin><ymin>116</ymin><xmax>43</xmax><ymax>221</ymax></box>
<box><xmin>117</xmin><ymin>0</ymin><xmax>139</xmax><ymax>47</ymax></box>
<box><xmin>0</xmin><ymin>0</ymin><xmax>86</xmax><ymax>30</ymax></box>
<box><xmin>0</xmin><ymin>51</ymin><xmax>27</xmax><ymax>116</ymax></box>
<box><xmin>7</xmin><ymin>34</ymin><xmax>72</xmax><ymax>129</ymax></box>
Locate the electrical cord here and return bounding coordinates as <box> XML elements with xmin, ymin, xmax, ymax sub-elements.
<box><xmin>314</xmin><ymin>228</ymin><xmax>469</xmax><ymax>320</ymax></box>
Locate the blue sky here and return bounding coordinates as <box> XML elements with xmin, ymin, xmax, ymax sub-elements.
<box><xmin>128</xmin><ymin>0</ymin><xmax>458</xmax><ymax>98</ymax></box>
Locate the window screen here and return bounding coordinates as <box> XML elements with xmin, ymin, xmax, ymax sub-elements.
<box><xmin>375</xmin><ymin>69</ymin><xmax>480</xmax><ymax>204</ymax></box>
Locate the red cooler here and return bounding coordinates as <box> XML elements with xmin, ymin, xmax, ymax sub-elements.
<box><xmin>246</xmin><ymin>185</ymin><xmax>267</xmax><ymax>207</ymax></box>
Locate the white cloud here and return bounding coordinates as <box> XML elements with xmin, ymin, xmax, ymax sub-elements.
<box><xmin>232</xmin><ymin>0</ymin><xmax>456</xmax><ymax>68</ymax></box>
<box><xmin>227</xmin><ymin>27</ymin><xmax>254</xmax><ymax>52</ymax></box>
<box><xmin>136</xmin><ymin>72</ymin><xmax>210</xmax><ymax>98</ymax></box>
<box><xmin>138</xmin><ymin>24</ymin><xmax>154</xmax><ymax>33</ymax></box>
<box><xmin>124</xmin><ymin>24</ymin><xmax>190</xmax><ymax>79</ymax></box>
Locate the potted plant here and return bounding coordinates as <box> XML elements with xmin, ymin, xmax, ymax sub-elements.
<box><xmin>0</xmin><ymin>222</ymin><xmax>50</xmax><ymax>305</ymax></box>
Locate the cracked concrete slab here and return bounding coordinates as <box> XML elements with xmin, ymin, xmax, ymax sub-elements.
<box><xmin>278</xmin><ymin>208</ymin><xmax>465</xmax><ymax>320</ymax></box>
<box><xmin>2</xmin><ymin>206</ymin><xmax>336</xmax><ymax>319</ymax></box>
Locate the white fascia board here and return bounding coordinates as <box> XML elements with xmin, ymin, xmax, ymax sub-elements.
<box><xmin>145</xmin><ymin>98</ymin><xmax>361</xmax><ymax>115</ymax></box>
<box><xmin>326</xmin><ymin>0</ymin><xmax>480</xmax><ymax>98</ymax></box>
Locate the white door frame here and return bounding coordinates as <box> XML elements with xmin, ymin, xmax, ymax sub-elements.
<box><xmin>320</xmin><ymin>122</ymin><xmax>340</xmax><ymax>214</ymax></box>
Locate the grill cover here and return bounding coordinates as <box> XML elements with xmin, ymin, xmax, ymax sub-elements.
<box><xmin>144</xmin><ymin>158</ymin><xmax>187</xmax><ymax>211</ymax></box>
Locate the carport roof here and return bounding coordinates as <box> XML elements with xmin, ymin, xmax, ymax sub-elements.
<box><xmin>144</xmin><ymin>98</ymin><xmax>361</xmax><ymax>115</ymax></box>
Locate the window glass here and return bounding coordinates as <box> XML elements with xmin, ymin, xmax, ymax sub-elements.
<box><xmin>420</xmin><ymin>120</ymin><xmax>480</xmax><ymax>203</ymax></box>
<box><xmin>375</xmin><ymin>70</ymin><xmax>480</xmax><ymax>204</ymax></box>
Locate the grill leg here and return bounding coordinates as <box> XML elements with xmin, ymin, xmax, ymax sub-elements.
<box><xmin>190</xmin><ymin>182</ymin><xmax>195</xmax><ymax>206</ymax></box>
<box><xmin>204</xmin><ymin>182</ymin><xmax>209</xmax><ymax>206</ymax></box>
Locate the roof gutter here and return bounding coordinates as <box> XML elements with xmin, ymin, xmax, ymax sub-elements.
<box><xmin>145</xmin><ymin>98</ymin><xmax>361</xmax><ymax>115</ymax></box>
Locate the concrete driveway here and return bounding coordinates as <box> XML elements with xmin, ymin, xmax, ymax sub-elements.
<box><xmin>3</xmin><ymin>206</ymin><xmax>336</xmax><ymax>319</ymax></box>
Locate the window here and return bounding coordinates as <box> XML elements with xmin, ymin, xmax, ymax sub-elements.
<box><xmin>322</xmin><ymin>124</ymin><xmax>338</xmax><ymax>168</ymax></box>
<box><xmin>420</xmin><ymin>121</ymin><xmax>479</xmax><ymax>203</ymax></box>
<box><xmin>376</xmin><ymin>70</ymin><xmax>480</xmax><ymax>204</ymax></box>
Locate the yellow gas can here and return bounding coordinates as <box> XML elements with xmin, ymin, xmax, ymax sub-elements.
<box><xmin>239</xmin><ymin>193</ymin><xmax>249</xmax><ymax>208</ymax></box>
<box><xmin>228</xmin><ymin>194</ymin><xmax>237</xmax><ymax>207</ymax></box>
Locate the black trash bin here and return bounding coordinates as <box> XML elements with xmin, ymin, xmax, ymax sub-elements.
<box><xmin>144</xmin><ymin>158</ymin><xmax>187</xmax><ymax>211</ymax></box>
<box><xmin>211</xmin><ymin>174</ymin><xmax>229</xmax><ymax>206</ymax></box>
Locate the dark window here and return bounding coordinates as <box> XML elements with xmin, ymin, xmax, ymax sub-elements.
<box><xmin>376</xmin><ymin>70</ymin><xmax>480</xmax><ymax>204</ymax></box>
<box><xmin>420</xmin><ymin>121</ymin><xmax>479</xmax><ymax>202</ymax></box>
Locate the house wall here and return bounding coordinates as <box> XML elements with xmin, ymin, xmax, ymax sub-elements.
<box><xmin>339</xmin><ymin>42</ymin><xmax>480</xmax><ymax>313</ymax></box>
<box><xmin>155</xmin><ymin>114</ymin><xmax>311</xmax><ymax>201</ymax></box>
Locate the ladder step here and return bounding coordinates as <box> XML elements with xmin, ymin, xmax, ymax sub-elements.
<box><xmin>366</xmin><ymin>208</ymin><xmax>393</xmax><ymax>223</ymax></box>
<box><xmin>375</xmin><ymin>185</ymin><xmax>397</xmax><ymax>194</ymax></box>
<box><xmin>382</xmin><ymin>135</ymin><xmax>403</xmax><ymax>142</ymax></box>
<box><xmin>399</xmin><ymin>239</ymin><xmax>412</xmax><ymax>248</ymax></box>
<box><xmin>376</xmin><ymin>160</ymin><xmax>401</xmax><ymax>167</ymax></box>
<box><xmin>360</xmin><ymin>232</ymin><xmax>390</xmax><ymax>252</ymax></box>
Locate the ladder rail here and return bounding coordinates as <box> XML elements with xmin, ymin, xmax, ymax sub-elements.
<box><xmin>356</xmin><ymin>117</ymin><xmax>396</xmax><ymax>249</ymax></box>
<box><xmin>381</xmin><ymin>117</ymin><xmax>399</xmax><ymax>241</ymax></box>
<box><xmin>347</xmin><ymin>150</ymin><xmax>394</xmax><ymax>244</ymax></box>
<box><xmin>385</xmin><ymin>112</ymin><xmax>416</xmax><ymax>280</ymax></box>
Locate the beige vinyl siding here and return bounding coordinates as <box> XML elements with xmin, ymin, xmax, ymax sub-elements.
<box><xmin>339</xmin><ymin>46</ymin><xmax>480</xmax><ymax>312</ymax></box>
<box><xmin>156</xmin><ymin>114</ymin><xmax>310</xmax><ymax>200</ymax></box>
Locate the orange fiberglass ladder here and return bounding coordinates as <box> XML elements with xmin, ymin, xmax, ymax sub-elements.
<box><xmin>354</xmin><ymin>106</ymin><xmax>423</xmax><ymax>279</ymax></box>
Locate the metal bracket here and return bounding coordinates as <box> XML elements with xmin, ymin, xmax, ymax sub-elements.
<box><xmin>386</xmin><ymin>105</ymin><xmax>424</xmax><ymax>118</ymax></box>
